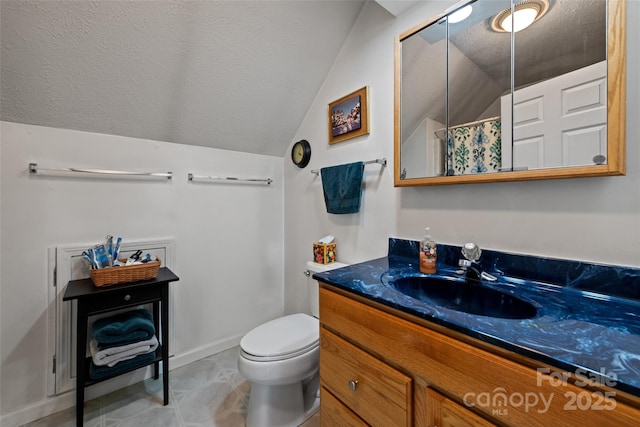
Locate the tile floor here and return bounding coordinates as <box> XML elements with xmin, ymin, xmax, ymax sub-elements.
<box><xmin>22</xmin><ymin>346</ymin><xmax>320</xmax><ymax>427</ymax></box>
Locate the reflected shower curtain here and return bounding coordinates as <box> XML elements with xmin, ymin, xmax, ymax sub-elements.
<box><xmin>446</xmin><ymin>118</ymin><xmax>501</xmax><ymax>175</ymax></box>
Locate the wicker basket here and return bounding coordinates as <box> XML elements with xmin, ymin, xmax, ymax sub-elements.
<box><xmin>90</xmin><ymin>258</ymin><xmax>161</xmax><ymax>287</ymax></box>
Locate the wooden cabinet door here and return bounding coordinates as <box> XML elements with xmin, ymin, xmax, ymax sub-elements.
<box><xmin>426</xmin><ymin>388</ymin><xmax>496</xmax><ymax>427</ymax></box>
<box><xmin>321</xmin><ymin>386</ymin><xmax>368</xmax><ymax>427</ymax></box>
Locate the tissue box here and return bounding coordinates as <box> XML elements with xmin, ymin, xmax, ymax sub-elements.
<box><xmin>313</xmin><ymin>242</ymin><xmax>336</xmax><ymax>264</ymax></box>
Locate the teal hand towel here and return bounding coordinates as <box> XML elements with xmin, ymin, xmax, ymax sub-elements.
<box><xmin>91</xmin><ymin>308</ymin><xmax>155</xmax><ymax>347</ymax></box>
<box><xmin>321</xmin><ymin>161</ymin><xmax>364</xmax><ymax>214</ymax></box>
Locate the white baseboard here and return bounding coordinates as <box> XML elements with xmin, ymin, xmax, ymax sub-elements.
<box><xmin>0</xmin><ymin>335</ymin><xmax>242</xmax><ymax>427</ymax></box>
<box><xmin>168</xmin><ymin>334</ymin><xmax>242</xmax><ymax>370</ymax></box>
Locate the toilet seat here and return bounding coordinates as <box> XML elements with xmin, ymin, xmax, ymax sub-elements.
<box><xmin>240</xmin><ymin>313</ymin><xmax>318</xmax><ymax>362</ymax></box>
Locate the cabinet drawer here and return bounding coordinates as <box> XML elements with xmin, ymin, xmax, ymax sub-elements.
<box><xmin>320</xmin><ymin>328</ymin><xmax>412</xmax><ymax>427</ymax></box>
<box><xmin>85</xmin><ymin>285</ymin><xmax>163</xmax><ymax>314</ymax></box>
<box><xmin>321</xmin><ymin>386</ymin><xmax>368</xmax><ymax>427</ymax></box>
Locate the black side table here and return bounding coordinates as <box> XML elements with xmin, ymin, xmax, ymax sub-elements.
<box><xmin>63</xmin><ymin>267</ymin><xmax>179</xmax><ymax>426</ymax></box>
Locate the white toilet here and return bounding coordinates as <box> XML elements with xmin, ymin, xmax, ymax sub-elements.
<box><xmin>238</xmin><ymin>261</ymin><xmax>348</xmax><ymax>427</ymax></box>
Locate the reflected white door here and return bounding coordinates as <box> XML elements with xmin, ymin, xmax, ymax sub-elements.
<box><xmin>501</xmin><ymin>61</ymin><xmax>607</xmax><ymax>170</ymax></box>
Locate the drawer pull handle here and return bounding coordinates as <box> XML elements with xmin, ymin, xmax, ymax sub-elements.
<box><xmin>124</xmin><ymin>294</ymin><xmax>131</xmax><ymax>301</ymax></box>
<box><xmin>348</xmin><ymin>379</ymin><xmax>359</xmax><ymax>391</ymax></box>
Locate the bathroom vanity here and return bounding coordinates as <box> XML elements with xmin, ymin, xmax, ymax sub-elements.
<box><xmin>315</xmin><ymin>239</ymin><xmax>640</xmax><ymax>426</ymax></box>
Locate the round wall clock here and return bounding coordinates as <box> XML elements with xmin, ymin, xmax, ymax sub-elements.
<box><xmin>291</xmin><ymin>139</ymin><xmax>311</xmax><ymax>168</ymax></box>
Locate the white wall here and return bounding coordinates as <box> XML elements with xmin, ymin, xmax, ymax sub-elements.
<box><xmin>402</xmin><ymin>116</ymin><xmax>446</xmax><ymax>178</ymax></box>
<box><xmin>402</xmin><ymin>119</ymin><xmax>428</xmax><ymax>179</ymax></box>
<box><xmin>283</xmin><ymin>1</ymin><xmax>640</xmax><ymax>314</ymax></box>
<box><xmin>0</xmin><ymin>122</ymin><xmax>284</xmax><ymax>424</ymax></box>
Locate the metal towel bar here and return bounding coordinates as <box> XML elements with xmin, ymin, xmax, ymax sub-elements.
<box><xmin>310</xmin><ymin>158</ymin><xmax>387</xmax><ymax>176</ymax></box>
<box><xmin>188</xmin><ymin>173</ymin><xmax>272</xmax><ymax>185</ymax></box>
<box><xmin>28</xmin><ymin>163</ymin><xmax>173</xmax><ymax>179</ymax></box>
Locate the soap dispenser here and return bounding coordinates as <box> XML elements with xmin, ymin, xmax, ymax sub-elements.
<box><xmin>420</xmin><ymin>227</ymin><xmax>437</xmax><ymax>274</ymax></box>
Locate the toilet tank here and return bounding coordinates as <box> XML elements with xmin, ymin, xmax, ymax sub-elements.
<box><xmin>306</xmin><ymin>261</ymin><xmax>348</xmax><ymax>317</ymax></box>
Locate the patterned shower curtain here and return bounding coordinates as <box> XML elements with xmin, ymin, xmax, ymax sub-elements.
<box><xmin>446</xmin><ymin>118</ymin><xmax>501</xmax><ymax>176</ymax></box>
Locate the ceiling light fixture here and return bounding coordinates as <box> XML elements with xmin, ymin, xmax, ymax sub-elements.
<box><xmin>448</xmin><ymin>5</ymin><xmax>473</xmax><ymax>24</ymax></box>
<box><xmin>491</xmin><ymin>0</ymin><xmax>549</xmax><ymax>33</ymax></box>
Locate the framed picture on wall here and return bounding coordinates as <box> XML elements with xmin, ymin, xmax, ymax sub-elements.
<box><xmin>328</xmin><ymin>86</ymin><xmax>369</xmax><ymax>144</ymax></box>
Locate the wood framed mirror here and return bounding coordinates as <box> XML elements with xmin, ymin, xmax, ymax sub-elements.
<box><xmin>394</xmin><ymin>0</ymin><xmax>626</xmax><ymax>186</ymax></box>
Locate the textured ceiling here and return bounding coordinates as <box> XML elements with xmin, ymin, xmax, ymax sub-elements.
<box><xmin>0</xmin><ymin>0</ymin><xmax>366</xmax><ymax>156</ymax></box>
<box><xmin>374</xmin><ymin>0</ymin><xmax>421</xmax><ymax>16</ymax></box>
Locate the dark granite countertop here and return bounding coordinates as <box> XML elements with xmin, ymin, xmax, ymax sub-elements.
<box><xmin>313</xmin><ymin>239</ymin><xmax>640</xmax><ymax>397</ymax></box>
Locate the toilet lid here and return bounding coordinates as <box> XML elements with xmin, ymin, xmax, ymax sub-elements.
<box><xmin>240</xmin><ymin>313</ymin><xmax>319</xmax><ymax>361</ymax></box>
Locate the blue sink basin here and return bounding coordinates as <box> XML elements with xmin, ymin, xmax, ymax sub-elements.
<box><xmin>389</xmin><ymin>276</ymin><xmax>537</xmax><ymax>319</ymax></box>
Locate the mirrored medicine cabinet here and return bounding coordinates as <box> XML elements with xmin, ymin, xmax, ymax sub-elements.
<box><xmin>394</xmin><ymin>0</ymin><xmax>626</xmax><ymax>186</ymax></box>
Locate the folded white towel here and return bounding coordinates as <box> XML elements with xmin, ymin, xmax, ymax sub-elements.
<box><xmin>90</xmin><ymin>336</ymin><xmax>159</xmax><ymax>367</ymax></box>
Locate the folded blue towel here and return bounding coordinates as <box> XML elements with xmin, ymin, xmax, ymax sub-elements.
<box><xmin>91</xmin><ymin>308</ymin><xmax>155</xmax><ymax>347</ymax></box>
<box><xmin>321</xmin><ymin>161</ymin><xmax>364</xmax><ymax>214</ymax></box>
<box><xmin>89</xmin><ymin>351</ymin><xmax>157</xmax><ymax>380</ymax></box>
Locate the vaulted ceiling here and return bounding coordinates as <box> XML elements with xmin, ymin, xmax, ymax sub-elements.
<box><xmin>1</xmin><ymin>0</ymin><xmax>381</xmax><ymax>157</ymax></box>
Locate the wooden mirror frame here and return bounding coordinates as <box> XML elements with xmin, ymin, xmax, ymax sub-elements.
<box><xmin>394</xmin><ymin>0</ymin><xmax>626</xmax><ymax>187</ymax></box>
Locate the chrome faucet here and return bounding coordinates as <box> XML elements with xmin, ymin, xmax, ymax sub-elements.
<box><xmin>458</xmin><ymin>243</ymin><xmax>497</xmax><ymax>282</ymax></box>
